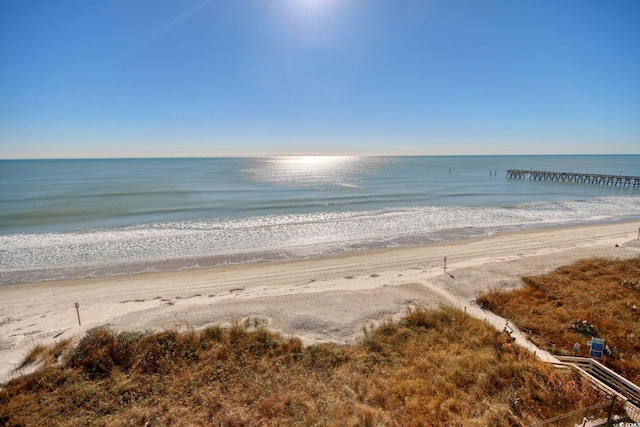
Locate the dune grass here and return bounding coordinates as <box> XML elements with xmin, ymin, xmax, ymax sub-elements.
<box><xmin>0</xmin><ymin>306</ymin><xmax>601</xmax><ymax>427</ymax></box>
<box><xmin>477</xmin><ymin>255</ymin><xmax>640</xmax><ymax>384</ymax></box>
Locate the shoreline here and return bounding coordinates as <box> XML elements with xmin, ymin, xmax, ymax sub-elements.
<box><xmin>1</xmin><ymin>221</ymin><xmax>639</xmax><ymax>384</ymax></box>
<box><xmin>3</xmin><ymin>212</ymin><xmax>640</xmax><ymax>287</ymax></box>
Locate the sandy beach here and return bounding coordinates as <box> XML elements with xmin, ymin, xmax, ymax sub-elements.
<box><xmin>1</xmin><ymin>221</ymin><xmax>639</xmax><ymax>384</ymax></box>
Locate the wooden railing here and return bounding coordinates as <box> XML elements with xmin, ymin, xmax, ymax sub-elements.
<box><xmin>555</xmin><ymin>356</ymin><xmax>640</xmax><ymax>423</ymax></box>
<box><xmin>528</xmin><ymin>400</ymin><xmax>614</xmax><ymax>427</ymax></box>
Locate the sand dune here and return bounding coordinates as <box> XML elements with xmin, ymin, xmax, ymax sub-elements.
<box><xmin>1</xmin><ymin>221</ymin><xmax>639</xmax><ymax>384</ymax></box>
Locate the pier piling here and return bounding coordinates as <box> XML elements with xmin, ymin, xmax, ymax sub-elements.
<box><xmin>506</xmin><ymin>170</ymin><xmax>640</xmax><ymax>188</ymax></box>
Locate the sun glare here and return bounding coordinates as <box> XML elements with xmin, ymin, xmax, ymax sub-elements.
<box><xmin>248</xmin><ymin>155</ymin><xmax>363</xmax><ymax>187</ymax></box>
<box><xmin>279</xmin><ymin>0</ymin><xmax>344</xmax><ymax>47</ymax></box>
<box><xmin>295</xmin><ymin>0</ymin><xmax>330</xmax><ymax>7</ymax></box>
<box><xmin>282</xmin><ymin>155</ymin><xmax>353</xmax><ymax>166</ymax></box>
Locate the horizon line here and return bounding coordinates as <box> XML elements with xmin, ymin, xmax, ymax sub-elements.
<box><xmin>1</xmin><ymin>152</ymin><xmax>638</xmax><ymax>161</ymax></box>
<box><xmin>0</xmin><ymin>151</ymin><xmax>640</xmax><ymax>161</ymax></box>
<box><xmin>0</xmin><ymin>153</ymin><xmax>640</xmax><ymax>161</ymax></box>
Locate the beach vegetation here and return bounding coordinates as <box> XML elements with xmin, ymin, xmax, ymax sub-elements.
<box><xmin>477</xmin><ymin>255</ymin><xmax>640</xmax><ymax>384</ymax></box>
<box><xmin>0</xmin><ymin>306</ymin><xmax>601</xmax><ymax>426</ymax></box>
<box><xmin>17</xmin><ymin>338</ymin><xmax>73</xmax><ymax>371</ymax></box>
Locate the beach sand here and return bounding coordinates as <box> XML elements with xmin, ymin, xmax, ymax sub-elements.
<box><xmin>1</xmin><ymin>221</ymin><xmax>639</xmax><ymax>384</ymax></box>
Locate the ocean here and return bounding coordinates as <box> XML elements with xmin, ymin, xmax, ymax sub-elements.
<box><xmin>1</xmin><ymin>155</ymin><xmax>639</xmax><ymax>285</ymax></box>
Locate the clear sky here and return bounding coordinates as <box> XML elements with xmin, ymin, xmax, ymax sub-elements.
<box><xmin>1</xmin><ymin>0</ymin><xmax>639</xmax><ymax>158</ymax></box>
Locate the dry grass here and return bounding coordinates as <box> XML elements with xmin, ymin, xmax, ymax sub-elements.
<box><xmin>0</xmin><ymin>306</ymin><xmax>600</xmax><ymax>426</ymax></box>
<box><xmin>477</xmin><ymin>255</ymin><xmax>640</xmax><ymax>384</ymax></box>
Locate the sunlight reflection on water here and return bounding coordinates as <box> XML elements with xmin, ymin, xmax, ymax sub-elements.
<box><xmin>246</xmin><ymin>156</ymin><xmax>374</xmax><ymax>188</ymax></box>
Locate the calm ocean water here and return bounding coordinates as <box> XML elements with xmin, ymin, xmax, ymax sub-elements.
<box><xmin>1</xmin><ymin>155</ymin><xmax>639</xmax><ymax>284</ymax></box>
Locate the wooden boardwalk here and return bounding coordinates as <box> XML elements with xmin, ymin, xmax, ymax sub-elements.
<box><xmin>506</xmin><ymin>169</ymin><xmax>640</xmax><ymax>188</ymax></box>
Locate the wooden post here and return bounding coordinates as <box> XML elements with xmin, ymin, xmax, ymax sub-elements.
<box><xmin>74</xmin><ymin>302</ymin><xmax>81</xmax><ymax>326</ymax></box>
<box><xmin>443</xmin><ymin>256</ymin><xmax>447</xmax><ymax>273</ymax></box>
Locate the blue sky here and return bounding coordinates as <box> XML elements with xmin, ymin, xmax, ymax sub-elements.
<box><xmin>1</xmin><ymin>0</ymin><xmax>638</xmax><ymax>158</ymax></box>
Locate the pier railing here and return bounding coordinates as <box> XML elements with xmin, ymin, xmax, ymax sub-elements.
<box><xmin>506</xmin><ymin>170</ymin><xmax>640</xmax><ymax>187</ymax></box>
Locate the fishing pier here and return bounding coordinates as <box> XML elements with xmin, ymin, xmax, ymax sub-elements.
<box><xmin>506</xmin><ymin>170</ymin><xmax>640</xmax><ymax>188</ymax></box>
